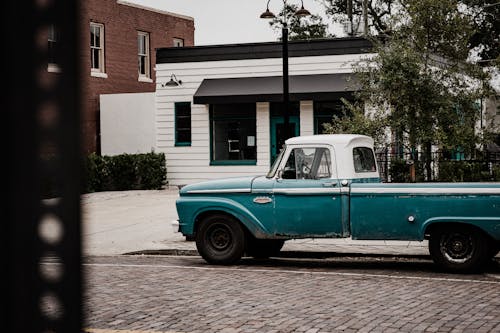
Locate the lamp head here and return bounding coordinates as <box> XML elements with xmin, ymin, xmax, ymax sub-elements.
<box><xmin>260</xmin><ymin>0</ymin><xmax>276</xmax><ymax>19</ymax></box>
<box><xmin>163</xmin><ymin>74</ymin><xmax>182</xmax><ymax>87</ymax></box>
<box><xmin>295</xmin><ymin>1</ymin><xmax>311</xmax><ymax>17</ymax></box>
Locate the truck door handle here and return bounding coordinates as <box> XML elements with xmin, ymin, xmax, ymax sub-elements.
<box><xmin>322</xmin><ymin>182</ymin><xmax>337</xmax><ymax>187</ymax></box>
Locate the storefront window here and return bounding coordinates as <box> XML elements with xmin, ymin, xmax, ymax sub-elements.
<box><xmin>210</xmin><ymin>104</ymin><xmax>256</xmax><ymax>165</ymax></box>
<box><xmin>313</xmin><ymin>101</ymin><xmax>350</xmax><ymax>134</ymax></box>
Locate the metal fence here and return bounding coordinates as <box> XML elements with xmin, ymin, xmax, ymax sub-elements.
<box><xmin>375</xmin><ymin>150</ymin><xmax>500</xmax><ymax>182</ymax></box>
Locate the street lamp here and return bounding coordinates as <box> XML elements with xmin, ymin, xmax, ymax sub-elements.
<box><xmin>260</xmin><ymin>0</ymin><xmax>310</xmax><ymax>141</ymax></box>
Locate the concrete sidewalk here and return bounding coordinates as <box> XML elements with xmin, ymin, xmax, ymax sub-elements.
<box><xmin>81</xmin><ymin>188</ymin><xmax>429</xmax><ymax>257</ymax></box>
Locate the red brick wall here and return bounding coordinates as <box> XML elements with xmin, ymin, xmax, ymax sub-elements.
<box><xmin>78</xmin><ymin>0</ymin><xmax>194</xmax><ymax>154</ymax></box>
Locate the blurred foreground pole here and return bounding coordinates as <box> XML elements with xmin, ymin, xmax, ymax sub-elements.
<box><xmin>2</xmin><ymin>0</ymin><xmax>82</xmax><ymax>332</ymax></box>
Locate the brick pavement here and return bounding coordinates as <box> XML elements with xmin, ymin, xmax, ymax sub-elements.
<box><xmin>82</xmin><ymin>256</ymin><xmax>500</xmax><ymax>333</ymax></box>
<box><xmin>81</xmin><ymin>189</ymin><xmax>430</xmax><ymax>257</ymax></box>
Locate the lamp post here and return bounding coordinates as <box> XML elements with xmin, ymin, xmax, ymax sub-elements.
<box><xmin>260</xmin><ymin>0</ymin><xmax>310</xmax><ymax>141</ymax></box>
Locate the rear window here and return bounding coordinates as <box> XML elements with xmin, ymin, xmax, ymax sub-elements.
<box><xmin>353</xmin><ymin>147</ymin><xmax>376</xmax><ymax>173</ymax></box>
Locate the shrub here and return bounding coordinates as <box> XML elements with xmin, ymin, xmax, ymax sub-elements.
<box><xmin>437</xmin><ymin>161</ymin><xmax>489</xmax><ymax>182</ymax></box>
<box><xmin>84</xmin><ymin>152</ymin><xmax>166</xmax><ymax>193</ymax></box>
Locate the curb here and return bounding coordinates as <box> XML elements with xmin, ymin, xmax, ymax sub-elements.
<box><xmin>123</xmin><ymin>249</ymin><xmax>432</xmax><ymax>260</ymax></box>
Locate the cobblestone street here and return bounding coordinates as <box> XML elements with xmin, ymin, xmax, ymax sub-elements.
<box><xmin>81</xmin><ymin>255</ymin><xmax>500</xmax><ymax>333</ymax></box>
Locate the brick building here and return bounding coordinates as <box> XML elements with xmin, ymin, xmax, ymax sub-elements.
<box><xmin>46</xmin><ymin>0</ymin><xmax>194</xmax><ymax>154</ymax></box>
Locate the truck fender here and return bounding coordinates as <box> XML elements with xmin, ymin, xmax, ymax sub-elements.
<box><xmin>177</xmin><ymin>196</ymin><xmax>271</xmax><ymax>238</ymax></box>
<box><xmin>421</xmin><ymin>216</ymin><xmax>500</xmax><ymax>240</ymax></box>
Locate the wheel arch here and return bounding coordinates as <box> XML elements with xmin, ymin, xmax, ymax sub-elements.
<box><xmin>192</xmin><ymin>205</ymin><xmax>270</xmax><ymax>239</ymax></box>
<box><xmin>423</xmin><ymin>218</ymin><xmax>497</xmax><ymax>242</ymax></box>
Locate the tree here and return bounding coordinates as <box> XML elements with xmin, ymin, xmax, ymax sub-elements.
<box><xmin>320</xmin><ymin>0</ymin><xmax>499</xmax><ymax>63</ymax></box>
<box><xmin>321</xmin><ymin>0</ymin><xmax>397</xmax><ymax>35</ymax></box>
<box><xmin>462</xmin><ymin>0</ymin><xmax>500</xmax><ymax>64</ymax></box>
<box><xmin>323</xmin><ymin>0</ymin><xmax>492</xmax><ymax>180</ymax></box>
<box><xmin>269</xmin><ymin>4</ymin><xmax>331</xmax><ymax>41</ymax></box>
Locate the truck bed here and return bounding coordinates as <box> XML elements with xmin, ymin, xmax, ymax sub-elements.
<box><xmin>349</xmin><ymin>182</ymin><xmax>500</xmax><ymax>241</ymax></box>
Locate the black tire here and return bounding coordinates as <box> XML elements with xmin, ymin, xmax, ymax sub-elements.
<box><xmin>429</xmin><ymin>225</ymin><xmax>489</xmax><ymax>273</ymax></box>
<box><xmin>246</xmin><ymin>238</ymin><xmax>285</xmax><ymax>259</ymax></box>
<box><xmin>487</xmin><ymin>239</ymin><xmax>500</xmax><ymax>259</ymax></box>
<box><xmin>195</xmin><ymin>214</ymin><xmax>246</xmax><ymax>265</ymax></box>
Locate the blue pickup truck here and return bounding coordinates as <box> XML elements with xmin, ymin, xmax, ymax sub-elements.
<box><xmin>175</xmin><ymin>134</ymin><xmax>500</xmax><ymax>272</ymax></box>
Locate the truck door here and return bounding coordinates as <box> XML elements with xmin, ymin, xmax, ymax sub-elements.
<box><xmin>273</xmin><ymin>146</ymin><xmax>345</xmax><ymax>237</ymax></box>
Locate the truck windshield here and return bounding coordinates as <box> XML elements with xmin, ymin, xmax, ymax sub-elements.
<box><xmin>267</xmin><ymin>148</ymin><xmax>285</xmax><ymax>178</ymax></box>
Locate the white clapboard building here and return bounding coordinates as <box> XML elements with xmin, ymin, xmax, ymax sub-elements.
<box><xmin>154</xmin><ymin>37</ymin><xmax>374</xmax><ymax>186</ymax></box>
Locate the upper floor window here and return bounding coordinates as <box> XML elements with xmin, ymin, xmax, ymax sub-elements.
<box><xmin>47</xmin><ymin>25</ymin><xmax>60</xmax><ymax>72</ymax></box>
<box><xmin>90</xmin><ymin>22</ymin><xmax>105</xmax><ymax>75</ymax></box>
<box><xmin>173</xmin><ymin>38</ymin><xmax>184</xmax><ymax>47</ymax></box>
<box><xmin>138</xmin><ymin>31</ymin><xmax>151</xmax><ymax>80</ymax></box>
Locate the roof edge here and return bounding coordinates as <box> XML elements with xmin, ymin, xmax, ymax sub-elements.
<box><xmin>116</xmin><ymin>0</ymin><xmax>194</xmax><ymax>21</ymax></box>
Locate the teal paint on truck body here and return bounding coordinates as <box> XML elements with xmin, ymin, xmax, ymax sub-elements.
<box><xmin>175</xmin><ymin>135</ymin><xmax>500</xmax><ymax>270</ymax></box>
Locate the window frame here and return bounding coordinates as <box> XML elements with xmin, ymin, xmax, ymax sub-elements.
<box><xmin>280</xmin><ymin>146</ymin><xmax>333</xmax><ymax>180</ymax></box>
<box><xmin>352</xmin><ymin>146</ymin><xmax>377</xmax><ymax>173</ymax></box>
<box><xmin>209</xmin><ymin>104</ymin><xmax>257</xmax><ymax>166</ymax></box>
<box><xmin>174</xmin><ymin>102</ymin><xmax>192</xmax><ymax>147</ymax></box>
<box><xmin>173</xmin><ymin>37</ymin><xmax>184</xmax><ymax>47</ymax></box>
<box><xmin>90</xmin><ymin>22</ymin><xmax>105</xmax><ymax>74</ymax></box>
<box><xmin>137</xmin><ymin>31</ymin><xmax>151</xmax><ymax>80</ymax></box>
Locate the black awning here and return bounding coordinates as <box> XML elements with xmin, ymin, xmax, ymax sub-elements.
<box><xmin>193</xmin><ymin>73</ymin><xmax>359</xmax><ymax>104</ymax></box>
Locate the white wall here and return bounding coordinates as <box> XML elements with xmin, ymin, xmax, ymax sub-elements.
<box><xmin>100</xmin><ymin>92</ymin><xmax>156</xmax><ymax>156</ymax></box>
<box><xmin>156</xmin><ymin>53</ymin><xmax>373</xmax><ymax>186</ymax></box>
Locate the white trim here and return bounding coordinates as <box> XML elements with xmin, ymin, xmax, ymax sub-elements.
<box><xmin>186</xmin><ymin>188</ymin><xmax>251</xmax><ymax>194</ymax></box>
<box><xmin>116</xmin><ymin>0</ymin><xmax>194</xmax><ymax>21</ymax></box>
<box><xmin>91</xmin><ymin>71</ymin><xmax>108</xmax><ymax>79</ymax></box>
<box><xmin>351</xmin><ymin>187</ymin><xmax>500</xmax><ymax>195</ymax></box>
<box><xmin>138</xmin><ymin>76</ymin><xmax>153</xmax><ymax>83</ymax></box>
<box><xmin>273</xmin><ymin>188</ymin><xmax>341</xmax><ymax>195</ymax></box>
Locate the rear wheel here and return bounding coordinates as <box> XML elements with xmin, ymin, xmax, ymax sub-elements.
<box><xmin>429</xmin><ymin>225</ymin><xmax>489</xmax><ymax>273</ymax></box>
<box><xmin>246</xmin><ymin>238</ymin><xmax>285</xmax><ymax>259</ymax></box>
<box><xmin>195</xmin><ymin>214</ymin><xmax>245</xmax><ymax>265</ymax></box>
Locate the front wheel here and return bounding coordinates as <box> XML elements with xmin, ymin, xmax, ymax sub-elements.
<box><xmin>429</xmin><ymin>225</ymin><xmax>489</xmax><ymax>273</ymax></box>
<box><xmin>196</xmin><ymin>214</ymin><xmax>246</xmax><ymax>265</ymax></box>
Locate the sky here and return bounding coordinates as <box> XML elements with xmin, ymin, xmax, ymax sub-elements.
<box><xmin>130</xmin><ymin>0</ymin><xmax>335</xmax><ymax>45</ymax></box>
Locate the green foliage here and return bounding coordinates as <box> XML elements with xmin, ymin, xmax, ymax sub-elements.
<box><xmin>437</xmin><ymin>161</ymin><xmax>492</xmax><ymax>182</ymax></box>
<box><xmin>389</xmin><ymin>159</ymin><xmax>411</xmax><ymax>182</ymax></box>
<box><xmin>84</xmin><ymin>152</ymin><xmax>166</xmax><ymax>193</ymax></box>
<box><xmin>348</xmin><ymin>0</ymin><xmax>492</xmax><ymax>179</ymax></box>
<box><xmin>269</xmin><ymin>4</ymin><xmax>331</xmax><ymax>41</ymax></box>
<box><xmin>321</xmin><ymin>98</ymin><xmax>388</xmax><ymax>146</ymax></box>
<box><xmin>322</xmin><ymin>0</ymin><xmax>396</xmax><ymax>35</ymax></box>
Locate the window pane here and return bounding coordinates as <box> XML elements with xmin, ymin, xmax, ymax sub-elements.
<box><xmin>353</xmin><ymin>147</ymin><xmax>376</xmax><ymax>173</ymax></box>
<box><xmin>175</xmin><ymin>103</ymin><xmax>191</xmax><ymax>145</ymax></box>
<box><xmin>283</xmin><ymin>148</ymin><xmax>331</xmax><ymax>179</ymax></box>
<box><xmin>138</xmin><ymin>56</ymin><xmax>145</xmax><ymax>74</ymax></box>
<box><xmin>177</xmin><ymin>130</ymin><xmax>190</xmax><ymax>143</ymax></box>
<box><xmin>95</xmin><ymin>30</ymin><xmax>100</xmax><ymax>47</ymax></box>
<box><xmin>92</xmin><ymin>49</ymin><xmax>100</xmax><ymax>69</ymax></box>
<box><xmin>138</xmin><ymin>35</ymin><xmax>145</xmax><ymax>54</ymax></box>
<box><xmin>90</xmin><ymin>28</ymin><xmax>95</xmax><ymax>47</ymax></box>
<box><xmin>211</xmin><ymin>104</ymin><xmax>256</xmax><ymax>161</ymax></box>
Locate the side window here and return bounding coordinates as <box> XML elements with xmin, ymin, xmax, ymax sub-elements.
<box><xmin>353</xmin><ymin>147</ymin><xmax>376</xmax><ymax>172</ymax></box>
<box><xmin>282</xmin><ymin>147</ymin><xmax>332</xmax><ymax>180</ymax></box>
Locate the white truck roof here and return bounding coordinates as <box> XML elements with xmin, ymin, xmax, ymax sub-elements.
<box><xmin>285</xmin><ymin>134</ymin><xmax>379</xmax><ymax>180</ymax></box>
<box><xmin>286</xmin><ymin>134</ymin><xmax>374</xmax><ymax>148</ymax></box>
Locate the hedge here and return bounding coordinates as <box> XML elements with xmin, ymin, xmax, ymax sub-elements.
<box><xmin>84</xmin><ymin>152</ymin><xmax>166</xmax><ymax>193</ymax></box>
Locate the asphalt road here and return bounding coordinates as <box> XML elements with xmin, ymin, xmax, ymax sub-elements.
<box><xmin>75</xmin><ymin>255</ymin><xmax>500</xmax><ymax>333</ymax></box>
